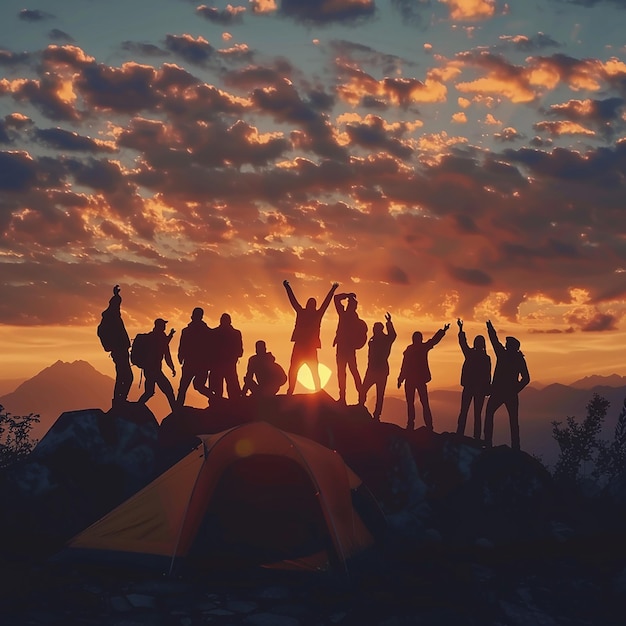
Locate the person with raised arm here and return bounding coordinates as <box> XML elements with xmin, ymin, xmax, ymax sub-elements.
<box><xmin>333</xmin><ymin>292</ymin><xmax>367</xmax><ymax>403</ymax></box>
<box><xmin>359</xmin><ymin>312</ymin><xmax>396</xmax><ymax>421</ymax></box>
<box><xmin>397</xmin><ymin>323</ymin><xmax>450</xmax><ymax>431</ymax></box>
<box><xmin>97</xmin><ymin>284</ymin><xmax>133</xmax><ymax>409</ymax></box>
<box><xmin>283</xmin><ymin>279</ymin><xmax>339</xmax><ymax>394</ymax></box>
<box><xmin>483</xmin><ymin>320</ymin><xmax>530</xmax><ymax>450</ymax></box>
<box><xmin>455</xmin><ymin>318</ymin><xmax>491</xmax><ymax>440</ymax></box>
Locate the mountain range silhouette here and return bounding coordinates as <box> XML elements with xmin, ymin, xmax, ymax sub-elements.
<box><xmin>1</xmin><ymin>360</ymin><xmax>625</xmax><ymax>466</ymax></box>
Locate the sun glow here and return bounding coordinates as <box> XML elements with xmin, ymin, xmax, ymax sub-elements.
<box><xmin>296</xmin><ymin>363</ymin><xmax>332</xmax><ymax>391</ymax></box>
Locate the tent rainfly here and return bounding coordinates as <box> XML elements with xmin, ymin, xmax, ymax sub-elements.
<box><xmin>65</xmin><ymin>421</ymin><xmax>383</xmax><ymax>573</ymax></box>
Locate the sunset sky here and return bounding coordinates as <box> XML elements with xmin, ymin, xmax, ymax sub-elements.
<box><xmin>1</xmin><ymin>0</ymin><xmax>626</xmax><ymax>394</ymax></box>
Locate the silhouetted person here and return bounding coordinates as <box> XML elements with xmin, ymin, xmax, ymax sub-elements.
<box><xmin>137</xmin><ymin>318</ymin><xmax>177</xmax><ymax>411</ymax></box>
<box><xmin>176</xmin><ymin>307</ymin><xmax>213</xmax><ymax>406</ymax></box>
<box><xmin>210</xmin><ymin>313</ymin><xmax>243</xmax><ymax>399</ymax></box>
<box><xmin>333</xmin><ymin>292</ymin><xmax>367</xmax><ymax>403</ymax></box>
<box><xmin>242</xmin><ymin>340</ymin><xmax>287</xmax><ymax>397</ymax></box>
<box><xmin>283</xmin><ymin>280</ymin><xmax>338</xmax><ymax>394</ymax></box>
<box><xmin>483</xmin><ymin>320</ymin><xmax>530</xmax><ymax>450</ymax></box>
<box><xmin>455</xmin><ymin>319</ymin><xmax>491</xmax><ymax>439</ymax></box>
<box><xmin>397</xmin><ymin>323</ymin><xmax>450</xmax><ymax>430</ymax></box>
<box><xmin>98</xmin><ymin>285</ymin><xmax>133</xmax><ymax>408</ymax></box>
<box><xmin>359</xmin><ymin>312</ymin><xmax>396</xmax><ymax>420</ymax></box>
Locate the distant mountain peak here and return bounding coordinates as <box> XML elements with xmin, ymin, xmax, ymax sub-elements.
<box><xmin>570</xmin><ymin>374</ymin><xmax>626</xmax><ymax>390</ymax></box>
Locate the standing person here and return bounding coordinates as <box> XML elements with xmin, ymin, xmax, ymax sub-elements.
<box><xmin>176</xmin><ymin>307</ymin><xmax>213</xmax><ymax>406</ymax></box>
<box><xmin>136</xmin><ymin>318</ymin><xmax>177</xmax><ymax>412</ymax></box>
<box><xmin>397</xmin><ymin>323</ymin><xmax>450</xmax><ymax>431</ymax></box>
<box><xmin>283</xmin><ymin>280</ymin><xmax>338</xmax><ymax>394</ymax></box>
<box><xmin>210</xmin><ymin>313</ymin><xmax>243</xmax><ymax>399</ymax></box>
<box><xmin>242</xmin><ymin>340</ymin><xmax>287</xmax><ymax>397</ymax></box>
<box><xmin>483</xmin><ymin>320</ymin><xmax>530</xmax><ymax>450</ymax></box>
<box><xmin>455</xmin><ymin>319</ymin><xmax>491</xmax><ymax>440</ymax></box>
<box><xmin>333</xmin><ymin>292</ymin><xmax>367</xmax><ymax>403</ymax></box>
<box><xmin>359</xmin><ymin>312</ymin><xmax>396</xmax><ymax>421</ymax></box>
<box><xmin>97</xmin><ymin>284</ymin><xmax>133</xmax><ymax>408</ymax></box>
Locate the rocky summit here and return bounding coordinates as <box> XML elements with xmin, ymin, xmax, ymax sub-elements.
<box><xmin>0</xmin><ymin>392</ymin><xmax>625</xmax><ymax>625</ymax></box>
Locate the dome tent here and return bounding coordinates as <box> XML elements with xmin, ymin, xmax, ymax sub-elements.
<box><xmin>65</xmin><ymin>421</ymin><xmax>382</xmax><ymax>573</ymax></box>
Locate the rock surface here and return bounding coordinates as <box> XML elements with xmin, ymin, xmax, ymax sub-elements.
<box><xmin>0</xmin><ymin>392</ymin><xmax>625</xmax><ymax>624</ymax></box>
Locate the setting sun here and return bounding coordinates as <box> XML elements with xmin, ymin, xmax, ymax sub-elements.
<box><xmin>296</xmin><ymin>363</ymin><xmax>332</xmax><ymax>391</ymax></box>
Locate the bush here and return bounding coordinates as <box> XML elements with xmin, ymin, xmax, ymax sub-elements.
<box><xmin>0</xmin><ymin>404</ymin><xmax>40</xmax><ymax>470</ymax></box>
<box><xmin>551</xmin><ymin>393</ymin><xmax>626</xmax><ymax>488</ymax></box>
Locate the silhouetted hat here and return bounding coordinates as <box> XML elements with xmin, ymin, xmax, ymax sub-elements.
<box><xmin>506</xmin><ymin>336</ymin><xmax>520</xmax><ymax>350</ymax></box>
<box><xmin>154</xmin><ymin>318</ymin><xmax>168</xmax><ymax>327</ymax></box>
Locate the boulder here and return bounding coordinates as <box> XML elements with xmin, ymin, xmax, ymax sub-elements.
<box><xmin>0</xmin><ymin>402</ymin><xmax>159</xmax><ymax>555</ymax></box>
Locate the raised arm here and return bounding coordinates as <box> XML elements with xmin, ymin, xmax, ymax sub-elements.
<box><xmin>164</xmin><ymin>333</ymin><xmax>176</xmax><ymax>374</ymax></box>
<box><xmin>486</xmin><ymin>320</ymin><xmax>504</xmax><ymax>353</ymax></box>
<box><xmin>334</xmin><ymin>292</ymin><xmax>350</xmax><ymax>314</ymax></box>
<box><xmin>283</xmin><ymin>280</ymin><xmax>302</xmax><ymax>312</ymax></box>
<box><xmin>457</xmin><ymin>319</ymin><xmax>470</xmax><ymax>357</ymax></box>
<box><xmin>426</xmin><ymin>323</ymin><xmax>450</xmax><ymax>349</ymax></box>
<box><xmin>385</xmin><ymin>312</ymin><xmax>397</xmax><ymax>342</ymax></box>
<box><xmin>319</xmin><ymin>282</ymin><xmax>339</xmax><ymax>314</ymax></box>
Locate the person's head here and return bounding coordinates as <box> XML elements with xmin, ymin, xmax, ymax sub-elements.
<box><xmin>305</xmin><ymin>297</ymin><xmax>317</xmax><ymax>310</ymax></box>
<box><xmin>220</xmin><ymin>312</ymin><xmax>231</xmax><ymax>326</ymax></box>
<box><xmin>373</xmin><ymin>321</ymin><xmax>384</xmax><ymax>336</ymax></box>
<box><xmin>154</xmin><ymin>318</ymin><xmax>167</xmax><ymax>331</ymax></box>
<box><xmin>191</xmin><ymin>307</ymin><xmax>204</xmax><ymax>321</ymax></box>
<box><xmin>255</xmin><ymin>340</ymin><xmax>267</xmax><ymax>355</ymax></box>
<box><xmin>346</xmin><ymin>295</ymin><xmax>358</xmax><ymax>312</ymax></box>
<box><xmin>506</xmin><ymin>336</ymin><xmax>521</xmax><ymax>351</ymax></box>
<box><xmin>412</xmin><ymin>331</ymin><xmax>423</xmax><ymax>344</ymax></box>
<box><xmin>473</xmin><ymin>335</ymin><xmax>486</xmax><ymax>351</ymax></box>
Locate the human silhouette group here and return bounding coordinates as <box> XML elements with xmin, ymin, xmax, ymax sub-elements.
<box><xmin>98</xmin><ymin>281</ymin><xmax>530</xmax><ymax>450</ymax></box>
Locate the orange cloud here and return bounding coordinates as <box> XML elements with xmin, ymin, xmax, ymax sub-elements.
<box><xmin>533</xmin><ymin>120</ymin><xmax>595</xmax><ymax>137</ymax></box>
<box><xmin>440</xmin><ymin>0</ymin><xmax>496</xmax><ymax>21</ymax></box>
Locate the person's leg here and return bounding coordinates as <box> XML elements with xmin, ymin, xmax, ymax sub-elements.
<box><xmin>112</xmin><ymin>352</ymin><xmax>133</xmax><ymax>404</ymax></box>
<box><xmin>176</xmin><ymin>364</ymin><xmax>193</xmax><ymax>405</ymax></box>
<box><xmin>336</xmin><ymin>349</ymin><xmax>347</xmax><ymax>402</ymax></box>
<box><xmin>156</xmin><ymin>370</ymin><xmax>177</xmax><ymax>411</ymax></box>
<box><xmin>138</xmin><ymin>371</ymin><xmax>156</xmax><ymax>404</ymax></box>
<box><xmin>305</xmin><ymin>353</ymin><xmax>321</xmax><ymax>391</ymax></box>
<box><xmin>416</xmin><ymin>382</ymin><xmax>433</xmax><ymax>430</ymax></box>
<box><xmin>225</xmin><ymin>362</ymin><xmax>241</xmax><ymax>399</ymax></box>
<box><xmin>456</xmin><ymin>387</ymin><xmax>472</xmax><ymax>435</ymax></box>
<box><xmin>287</xmin><ymin>346</ymin><xmax>301</xmax><ymax>394</ymax></box>
<box><xmin>359</xmin><ymin>368</ymin><xmax>374</xmax><ymax>405</ymax></box>
<box><xmin>504</xmin><ymin>394</ymin><xmax>521</xmax><ymax>450</ymax></box>
<box><xmin>473</xmin><ymin>393</ymin><xmax>486</xmax><ymax>440</ymax></box>
<box><xmin>374</xmin><ymin>373</ymin><xmax>388</xmax><ymax>420</ymax></box>
<box><xmin>346</xmin><ymin>351</ymin><xmax>362</xmax><ymax>397</ymax></box>
<box><xmin>484</xmin><ymin>394</ymin><xmax>504</xmax><ymax>447</ymax></box>
<box><xmin>404</xmin><ymin>383</ymin><xmax>416</xmax><ymax>430</ymax></box>
<box><xmin>209</xmin><ymin>368</ymin><xmax>224</xmax><ymax>399</ymax></box>
<box><xmin>192</xmin><ymin>369</ymin><xmax>211</xmax><ymax>398</ymax></box>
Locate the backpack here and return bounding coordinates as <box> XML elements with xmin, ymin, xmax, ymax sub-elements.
<box><xmin>269</xmin><ymin>361</ymin><xmax>287</xmax><ymax>388</ymax></box>
<box><xmin>97</xmin><ymin>312</ymin><xmax>117</xmax><ymax>352</ymax></box>
<box><xmin>350</xmin><ymin>317</ymin><xmax>368</xmax><ymax>350</ymax></box>
<box><xmin>130</xmin><ymin>333</ymin><xmax>157</xmax><ymax>369</ymax></box>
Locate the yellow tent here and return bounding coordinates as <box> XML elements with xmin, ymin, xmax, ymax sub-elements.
<box><xmin>66</xmin><ymin>421</ymin><xmax>381</xmax><ymax>572</ymax></box>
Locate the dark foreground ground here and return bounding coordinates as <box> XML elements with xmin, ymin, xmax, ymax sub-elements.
<box><xmin>1</xmin><ymin>538</ymin><xmax>625</xmax><ymax>626</ymax></box>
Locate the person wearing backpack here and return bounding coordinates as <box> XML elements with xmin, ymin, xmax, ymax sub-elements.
<box><xmin>176</xmin><ymin>307</ymin><xmax>213</xmax><ymax>406</ymax></box>
<box><xmin>397</xmin><ymin>323</ymin><xmax>450</xmax><ymax>431</ymax></box>
<box><xmin>136</xmin><ymin>318</ymin><xmax>177</xmax><ymax>412</ymax></box>
<box><xmin>242</xmin><ymin>340</ymin><xmax>287</xmax><ymax>397</ymax></box>
<box><xmin>97</xmin><ymin>285</ymin><xmax>133</xmax><ymax>408</ymax></box>
<box><xmin>333</xmin><ymin>292</ymin><xmax>367</xmax><ymax>404</ymax></box>
<box><xmin>359</xmin><ymin>312</ymin><xmax>396</xmax><ymax>421</ymax></box>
